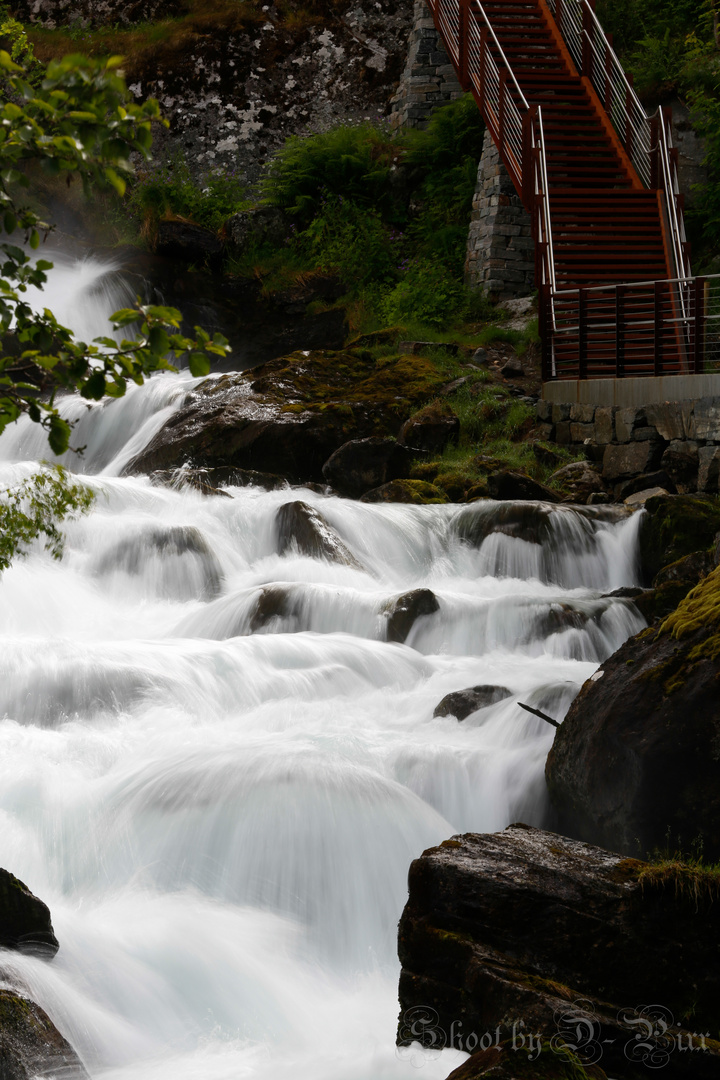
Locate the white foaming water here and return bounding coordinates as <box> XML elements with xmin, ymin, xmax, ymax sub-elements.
<box><xmin>0</xmin><ymin>256</ymin><xmax>647</xmax><ymax>1079</ymax></box>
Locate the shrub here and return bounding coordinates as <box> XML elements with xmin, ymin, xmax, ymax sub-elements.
<box><xmin>129</xmin><ymin>158</ymin><xmax>249</xmax><ymax>233</ymax></box>
<box><xmin>380</xmin><ymin>259</ymin><xmax>465</xmax><ymax>328</ymax></box>
<box><xmin>296</xmin><ymin>195</ymin><xmax>402</xmax><ymax>285</ymax></box>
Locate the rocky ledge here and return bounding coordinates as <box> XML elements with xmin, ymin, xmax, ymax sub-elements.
<box><xmin>398</xmin><ymin>825</ymin><xmax>720</xmax><ymax>1079</ymax></box>
<box><xmin>546</xmin><ymin>564</ymin><xmax>720</xmax><ymax>860</ymax></box>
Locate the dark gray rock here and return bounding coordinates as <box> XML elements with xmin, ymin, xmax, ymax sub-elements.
<box><xmin>549</xmin><ymin>461</ymin><xmax>607</xmax><ymax>503</ymax></box>
<box><xmin>698</xmin><ymin>446</ymin><xmax>720</xmax><ymax>493</ymax></box>
<box><xmin>274</xmin><ymin>501</ymin><xmax>361</xmax><ymax>567</ymax></box>
<box><xmin>601</xmin><ymin>442</ymin><xmax>654</xmax><ymax>481</ymax></box>
<box><xmin>385</xmin><ymin>589</ymin><xmax>439</xmax><ymax>644</ymax></box>
<box><xmin>322</xmin><ymin>438</ymin><xmax>411</xmax><ymax>498</ymax></box>
<box><xmin>0</xmin><ymin>870</ymin><xmax>58</xmax><ymax>959</ymax></box>
<box><xmin>645</xmin><ymin>402</ymin><xmax>685</xmax><ymax>442</ymax></box>
<box><xmin>433</xmin><ymin>685</ymin><xmax>511</xmax><ymax>720</ymax></box>
<box><xmin>535</xmin><ymin>400</ymin><xmax>552</xmax><ymax>424</ymax></box>
<box><xmin>487</xmin><ymin>471</ymin><xmax>560</xmax><ymax>503</ymax></box>
<box><xmin>569</xmin><ymin>403</ymin><xmax>595</xmax><ymax>424</ymax></box>
<box><xmin>398</xmin><ymin>825</ymin><xmax>720</xmax><ymax>1076</ymax></box>
<box><xmin>155</xmin><ymin>220</ymin><xmax>224</xmax><ymax>269</ymax></box>
<box><xmin>500</xmin><ymin>357</ymin><xmax>524</xmax><ymax>378</ymax></box>
<box><xmin>639</xmin><ymin>493</ymin><xmax>720</xmax><ymax>581</ymax></box>
<box><xmin>94</xmin><ymin>525</ymin><xmax>222</xmax><ymax>600</ymax></box>
<box><xmin>551</xmin><ymin>402</ymin><xmax>571</xmax><ymax>424</ymax></box>
<box><xmin>614</xmin><ymin>406</ymin><xmax>647</xmax><ymax>444</ymax></box>
<box><xmin>614</xmin><ymin>470</ymin><xmax>676</xmax><ymax>500</ymax></box>
<box><xmin>399</xmin><ymin>405</ymin><xmax>459</xmax><ymax>455</ymax></box>
<box><xmin>0</xmin><ymin>991</ymin><xmax>88</xmax><ymax>1080</ymax></box>
<box><xmin>661</xmin><ymin>440</ymin><xmax>699</xmax><ymax>494</ymax></box>
<box><xmin>593</xmin><ymin>405</ymin><xmax>615</xmax><ymax>444</ymax></box>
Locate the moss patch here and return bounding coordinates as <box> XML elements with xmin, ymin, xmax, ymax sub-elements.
<box><xmin>659</xmin><ymin>565</ymin><xmax>720</xmax><ymax>666</ymax></box>
<box><xmin>640</xmin><ymin>494</ymin><xmax>720</xmax><ymax>581</ymax></box>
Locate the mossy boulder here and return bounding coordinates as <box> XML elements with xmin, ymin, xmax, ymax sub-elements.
<box><xmin>546</xmin><ymin>566</ymin><xmax>720</xmax><ymax>860</ymax></box>
<box><xmin>398</xmin><ymin>402</ymin><xmax>460</xmax><ymax>455</ymax></box>
<box><xmin>126</xmin><ymin>349</ymin><xmax>445</xmax><ymax>483</ymax></box>
<box><xmin>446</xmin><ymin>1044</ymin><xmax>607</xmax><ymax>1079</ymax></box>
<box><xmin>0</xmin><ymin>990</ymin><xmax>88</xmax><ymax>1079</ymax></box>
<box><xmin>360</xmin><ymin>479</ymin><xmax>448</xmax><ymax>504</ymax></box>
<box><xmin>0</xmin><ymin>869</ymin><xmax>58</xmax><ymax>959</ymax></box>
<box><xmin>639</xmin><ymin>493</ymin><xmax>720</xmax><ymax>583</ymax></box>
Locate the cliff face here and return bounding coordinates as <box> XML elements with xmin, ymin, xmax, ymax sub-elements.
<box><xmin>13</xmin><ymin>0</ymin><xmax>414</xmax><ymax>181</ymax></box>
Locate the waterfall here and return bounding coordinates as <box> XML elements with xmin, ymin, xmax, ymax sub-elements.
<box><xmin>0</xmin><ymin>255</ymin><xmax>647</xmax><ymax>1079</ymax></box>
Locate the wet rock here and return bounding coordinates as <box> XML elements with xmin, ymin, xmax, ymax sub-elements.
<box><xmin>445</xmin><ymin>1044</ymin><xmax>608</xmax><ymax>1079</ymax></box>
<box><xmin>397</xmin><ymin>825</ymin><xmax>720</xmax><ymax>1076</ymax></box>
<box><xmin>639</xmin><ymin>494</ymin><xmax>720</xmax><ymax>582</ymax></box>
<box><xmin>249</xmin><ymin>585</ymin><xmax>298</xmax><ymax>633</ymax></box>
<box><xmin>399</xmin><ymin>404</ymin><xmax>460</xmax><ymax>455</ymax></box>
<box><xmin>433</xmin><ymin>685</ymin><xmax>511</xmax><ymax>720</ymax></box>
<box><xmin>0</xmin><ymin>870</ymin><xmax>58</xmax><ymax>959</ymax></box>
<box><xmin>385</xmin><ymin>589</ymin><xmax>439</xmax><ymax>644</ymax></box>
<box><xmin>155</xmin><ymin>220</ymin><xmax>224</xmax><ymax>269</ymax></box>
<box><xmin>323</xmin><ymin>438</ymin><xmax>411</xmax><ymax>498</ymax></box>
<box><xmin>546</xmin><ymin>566</ymin><xmax>720</xmax><ymax>860</ymax></box>
<box><xmin>360</xmin><ymin>479</ymin><xmax>448</xmax><ymax>504</ymax></box>
<box><xmin>615</xmin><ymin>470</ymin><xmax>675</xmax><ymax>500</ymax></box>
<box><xmin>653</xmin><ymin>549</ymin><xmax>715</xmax><ymax>588</ymax></box>
<box><xmin>548</xmin><ymin>461</ymin><xmax>608</xmax><ymax>503</ymax></box>
<box><xmin>95</xmin><ymin>525</ymin><xmax>222</xmax><ymax>600</ymax></box>
<box><xmin>455</xmin><ymin>501</ymin><xmax>556</xmax><ymax>547</ymax></box>
<box><xmin>0</xmin><ymin>990</ymin><xmax>89</xmax><ymax>1080</ymax></box>
<box><xmin>624</xmin><ymin>486</ymin><xmax>669</xmax><ymax>507</ymax></box>
<box><xmin>275</xmin><ymin>501</ymin><xmax>361</xmax><ymax>567</ymax></box>
<box><xmin>698</xmin><ymin>446</ymin><xmax>720</xmax><ymax>493</ymax></box>
<box><xmin>126</xmin><ymin>349</ymin><xmax>444</xmax><ymax>483</ymax></box>
<box><xmin>486</xmin><ymin>472</ymin><xmax>560</xmax><ymax>503</ymax></box>
<box><xmin>150</xmin><ymin>466</ymin><xmax>288</xmax><ymax>494</ymax></box>
<box><xmin>534</xmin><ymin>603</ymin><xmax>589</xmax><ymax>637</ymax></box>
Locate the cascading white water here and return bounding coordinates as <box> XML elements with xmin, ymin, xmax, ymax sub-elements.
<box><xmin>0</xmin><ymin>256</ymin><xmax>647</xmax><ymax>1079</ymax></box>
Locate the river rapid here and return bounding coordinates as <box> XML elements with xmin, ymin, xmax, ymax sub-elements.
<box><xmin>0</xmin><ymin>255</ymin><xmax>645</xmax><ymax>1079</ymax></box>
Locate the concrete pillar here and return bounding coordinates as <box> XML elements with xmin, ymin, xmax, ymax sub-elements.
<box><xmin>465</xmin><ymin>128</ymin><xmax>535</xmax><ymax>300</ymax></box>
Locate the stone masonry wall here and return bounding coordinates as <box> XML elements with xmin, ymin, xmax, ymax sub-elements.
<box><xmin>536</xmin><ymin>399</ymin><xmax>720</xmax><ymax>495</ymax></box>
<box><xmin>389</xmin><ymin>0</ymin><xmax>463</xmax><ymax>129</ymax></box>
<box><xmin>465</xmin><ymin>129</ymin><xmax>535</xmax><ymax>300</ymax></box>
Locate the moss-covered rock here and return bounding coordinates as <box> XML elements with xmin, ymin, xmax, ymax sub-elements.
<box><xmin>0</xmin><ymin>990</ymin><xmax>88</xmax><ymax>1079</ymax></box>
<box><xmin>639</xmin><ymin>493</ymin><xmax>720</xmax><ymax>582</ymax></box>
<box><xmin>546</xmin><ymin>566</ymin><xmax>720</xmax><ymax>860</ymax></box>
<box><xmin>361</xmin><ymin>479</ymin><xmax>449</xmax><ymax>504</ymax></box>
<box><xmin>446</xmin><ymin>1043</ymin><xmax>607</xmax><ymax>1079</ymax></box>
<box><xmin>126</xmin><ymin>349</ymin><xmax>446</xmax><ymax>483</ymax></box>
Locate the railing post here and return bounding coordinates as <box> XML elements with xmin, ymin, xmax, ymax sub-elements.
<box><xmin>478</xmin><ymin>26</ymin><xmax>488</xmax><ymax>113</ymax></box>
<box><xmin>616</xmin><ymin>286</ymin><xmax>626</xmax><ymax>377</ymax></box>
<box><xmin>499</xmin><ymin>69</ymin><xmax>507</xmax><ymax>146</ymax></box>
<box><xmin>650</xmin><ymin>114</ymin><xmax>659</xmax><ymax>190</ymax></box>
<box><xmin>556</xmin><ymin>0</ymin><xmax>563</xmax><ymax>34</ymax></box>
<box><xmin>654</xmin><ymin>279</ymin><xmax>663</xmax><ymax>376</ymax></box>
<box><xmin>522</xmin><ymin>108</ymin><xmax>535</xmax><ymax>208</ymax></box>
<box><xmin>540</xmin><ymin>285</ymin><xmax>553</xmax><ymax>381</ymax></box>
<box><xmin>625</xmin><ymin>75</ymin><xmax>634</xmax><ymax>163</ymax></box>
<box><xmin>458</xmin><ymin>0</ymin><xmax>470</xmax><ymax>91</ymax></box>
<box><xmin>578</xmin><ymin>288</ymin><xmax>588</xmax><ymax>379</ymax></box>
<box><xmin>604</xmin><ymin>35</ymin><xmax>613</xmax><ymax>114</ymax></box>
<box><xmin>694</xmin><ymin>276</ymin><xmax>706</xmax><ymax>374</ymax></box>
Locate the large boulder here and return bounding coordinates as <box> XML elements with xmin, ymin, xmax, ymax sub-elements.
<box><xmin>323</xmin><ymin>438</ymin><xmax>411</xmax><ymax>498</ymax></box>
<box><xmin>548</xmin><ymin>461</ymin><xmax>608</xmax><ymax>504</ymax></box>
<box><xmin>0</xmin><ymin>870</ymin><xmax>58</xmax><ymax>959</ymax></box>
<box><xmin>274</xmin><ymin>501</ymin><xmax>361</xmax><ymax>567</ymax></box>
<box><xmin>433</xmin><ymin>685</ymin><xmax>511</xmax><ymax>720</ymax></box>
<box><xmin>398</xmin><ymin>825</ymin><xmax>720</xmax><ymax>1078</ymax></box>
<box><xmin>546</xmin><ymin>566</ymin><xmax>720</xmax><ymax>860</ymax></box>
<box><xmin>487</xmin><ymin>472</ymin><xmax>560</xmax><ymax>503</ymax></box>
<box><xmin>0</xmin><ymin>991</ymin><xmax>88</xmax><ymax>1080</ymax></box>
<box><xmin>444</xmin><ymin>1045</ymin><xmax>607</xmax><ymax>1079</ymax></box>
<box><xmin>384</xmin><ymin>589</ymin><xmax>439</xmax><ymax>644</ymax></box>
<box><xmin>126</xmin><ymin>350</ymin><xmax>444</xmax><ymax>484</ymax></box>
<box><xmin>360</xmin><ymin>479</ymin><xmax>448</xmax><ymax>504</ymax></box>
<box><xmin>94</xmin><ymin>525</ymin><xmax>223</xmax><ymax>601</ymax></box>
<box><xmin>639</xmin><ymin>493</ymin><xmax>720</xmax><ymax>582</ymax></box>
<box><xmin>398</xmin><ymin>403</ymin><xmax>460</xmax><ymax>455</ymax></box>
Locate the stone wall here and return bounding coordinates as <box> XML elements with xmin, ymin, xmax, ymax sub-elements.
<box><xmin>536</xmin><ymin>399</ymin><xmax>720</xmax><ymax>495</ymax></box>
<box><xmin>465</xmin><ymin>129</ymin><xmax>535</xmax><ymax>299</ymax></box>
<box><xmin>389</xmin><ymin>0</ymin><xmax>463</xmax><ymax>129</ymax></box>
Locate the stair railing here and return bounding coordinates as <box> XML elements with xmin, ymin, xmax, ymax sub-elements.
<box><xmin>426</xmin><ymin>0</ymin><xmax>558</xmax><ymax>301</ymax></box>
<box><xmin>546</xmin><ymin>0</ymin><xmax>691</xmax><ymax>283</ymax></box>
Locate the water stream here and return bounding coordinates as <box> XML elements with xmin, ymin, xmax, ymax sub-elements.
<box><xmin>0</xmin><ymin>255</ymin><xmax>645</xmax><ymax>1079</ymax></box>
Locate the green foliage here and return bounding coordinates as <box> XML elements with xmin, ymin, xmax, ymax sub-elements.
<box><xmin>0</xmin><ymin>465</ymin><xmax>94</xmax><ymax>572</ymax></box>
<box><xmin>595</xmin><ymin>0</ymin><xmax>705</xmax><ymax>55</ymax></box>
<box><xmin>296</xmin><ymin>195</ymin><xmax>401</xmax><ymax>285</ymax></box>
<box><xmin>262</xmin><ymin>122</ymin><xmax>403</xmax><ymax>224</ymax></box>
<box><xmin>0</xmin><ymin>14</ymin><xmax>40</xmax><ymax>73</ymax></box>
<box><xmin>380</xmin><ymin>259</ymin><xmax>465</xmax><ymax>328</ymax></box>
<box><xmin>129</xmin><ymin>157</ymin><xmax>249</xmax><ymax>233</ymax></box>
<box><xmin>0</xmin><ymin>49</ymin><xmax>231</xmax><ymax>453</ymax></box>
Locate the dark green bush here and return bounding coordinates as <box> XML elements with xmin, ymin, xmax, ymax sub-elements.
<box><xmin>129</xmin><ymin>159</ymin><xmax>249</xmax><ymax>233</ymax></box>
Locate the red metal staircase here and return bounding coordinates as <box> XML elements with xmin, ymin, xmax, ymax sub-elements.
<box><xmin>426</xmin><ymin>0</ymin><xmax>720</xmax><ymax>381</ymax></box>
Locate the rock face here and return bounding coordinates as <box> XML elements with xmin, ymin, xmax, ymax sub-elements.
<box><xmin>322</xmin><ymin>438</ymin><xmax>411</xmax><ymax>498</ymax></box>
<box><xmin>0</xmin><ymin>870</ymin><xmax>58</xmax><ymax>959</ymax></box>
<box><xmin>548</xmin><ymin>461</ymin><xmax>608</xmax><ymax>503</ymax></box>
<box><xmin>639</xmin><ymin>493</ymin><xmax>720</xmax><ymax>582</ymax></box>
<box><xmin>398</xmin><ymin>825</ymin><xmax>720</xmax><ymax>1078</ymax></box>
<box><xmin>0</xmin><ymin>991</ymin><xmax>88</xmax><ymax>1080</ymax></box>
<box><xmin>274</xmin><ymin>501</ymin><xmax>361</xmax><ymax>567</ymax></box>
<box><xmin>385</xmin><ymin>589</ymin><xmax>439</xmax><ymax>644</ymax></box>
<box><xmin>434</xmin><ymin>685</ymin><xmax>511</xmax><ymax>720</ymax></box>
<box><xmin>155</xmin><ymin>220</ymin><xmax>224</xmax><ymax>269</ymax></box>
<box><xmin>486</xmin><ymin>472</ymin><xmax>560</xmax><ymax>503</ymax></box>
<box><xmin>444</xmin><ymin>1045</ymin><xmax>608</xmax><ymax>1079</ymax></box>
<box><xmin>546</xmin><ymin>566</ymin><xmax>720</xmax><ymax>860</ymax></box>
<box><xmin>126</xmin><ymin>349</ymin><xmax>444</xmax><ymax>483</ymax></box>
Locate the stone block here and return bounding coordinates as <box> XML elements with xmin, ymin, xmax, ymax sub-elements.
<box><xmin>615</xmin><ymin>407</ymin><xmax>647</xmax><ymax>444</ymax></box>
<box><xmin>536</xmin><ymin>400</ymin><xmax>553</xmax><ymax>424</ymax></box>
<box><xmin>693</xmin><ymin>397</ymin><xmax>720</xmax><ymax>442</ymax></box>
<box><xmin>698</xmin><ymin>446</ymin><xmax>720</xmax><ymax>493</ymax></box>
<box><xmin>644</xmin><ymin>402</ymin><xmax>685</xmax><ymax>442</ymax></box>
<box><xmin>661</xmin><ymin>440</ymin><xmax>699</xmax><ymax>494</ymax></box>
<box><xmin>551</xmin><ymin>402</ymin><xmax>571</xmax><ymax>424</ymax></box>
<box><xmin>555</xmin><ymin>421</ymin><xmax>572</xmax><ymax>445</ymax></box>
<box><xmin>570</xmin><ymin>422</ymin><xmax>594</xmax><ymax>443</ymax></box>
<box><xmin>536</xmin><ymin>423</ymin><xmax>555</xmax><ymax>440</ymax></box>
<box><xmin>602</xmin><ymin>442</ymin><xmax>653</xmax><ymax>481</ymax></box>
<box><xmin>570</xmin><ymin>403</ymin><xmax>596</xmax><ymax>424</ymax></box>
<box><xmin>594</xmin><ymin>407</ymin><xmax>615</xmax><ymax>445</ymax></box>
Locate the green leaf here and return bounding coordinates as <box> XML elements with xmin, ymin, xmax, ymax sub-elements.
<box><xmin>2</xmin><ymin>212</ymin><xmax>17</xmax><ymax>235</ymax></box>
<box><xmin>110</xmin><ymin>308</ymin><xmax>140</xmax><ymax>327</ymax></box>
<box><xmin>80</xmin><ymin>370</ymin><xmax>106</xmax><ymax>400</ymax></box>
<box><xmin>148</xmin><ymin>326</ymin><xmax>170</xmax><ymax>355</ymax></box>
<box><xmin>47</xmin><ymin>414</ymin><xmax>71</xmax><ymax>456</ymax></box>
<box><xmin>188</xmin><ymin>351</ymin><xmax>211</xmax><ymax>377</ymax></box>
